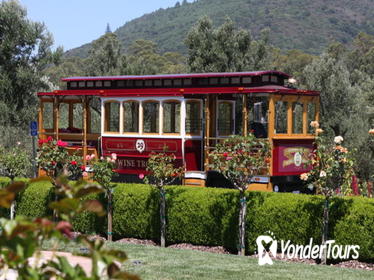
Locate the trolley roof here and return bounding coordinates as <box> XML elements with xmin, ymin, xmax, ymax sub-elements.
<box><xmin>38</xmin><ymin>71</ymin><xmax>319</xmax><ymax>97</ymax></box>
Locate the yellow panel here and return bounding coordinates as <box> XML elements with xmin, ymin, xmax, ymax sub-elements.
<box><xmin>247</xmin><ymin>183</ymin><xmax>273</xmax><ymax>192</ymax></box>
<box><xmin>183</xmin><ymin>178</ymin><xmax>206</xmax><ymax>187</ymax></box>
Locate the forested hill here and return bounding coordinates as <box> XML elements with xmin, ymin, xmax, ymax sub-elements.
<box><xmin>66</xmin><ymin>0</ymin><xmax>374</xmax><ymax>57</ymax></box>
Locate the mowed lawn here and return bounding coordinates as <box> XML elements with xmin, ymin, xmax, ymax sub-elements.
<box><xmin>50</xmin><ymin>241</ymin><xmax>373</xmax><ymax>280</ymax></box>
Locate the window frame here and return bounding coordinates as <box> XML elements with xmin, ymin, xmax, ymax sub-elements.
<box><xmin>185</xmin><ymin>99</ymin><xmax>203</xmax><ymax>136</ymax></box>
<box><xmin>122</xmin><ymin>100</ymin><xmax>140</xmax><ymax>134</ymax></box>
<box><xmin>142</xmin><ymin>100</ymin><xmax>161</xmax><ymax>135</ymax></box>
<box><xmin>162</xmin><ymin>99</ymin><xmax>181</xmax><ymax>135</ymax></box>
<box><xmin>216</xmin><ymin>100</ymin><xmax>235</xmax><ymax>137</ymax></box>
<box><xmin>103</xmin><ymin>100</ymin><xmax>121</xmax><ymax>134</ymax></box>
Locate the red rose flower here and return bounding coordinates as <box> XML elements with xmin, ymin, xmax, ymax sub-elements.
<box><xmin>71</xmin><ymin>160</ymin><xmax>77</xmax><ymax>165</ymax></box>
<box><xmin>223</xmin><ymin>152</ymin><xmax>228</xmax><ymax>157</ymax></box>
<box><xmin>80</xmin><ymin>165</ymin><xmax>86</xmax><ymax>171</ymax></box>
<box><xmin>57</xmin><ymin>140</ymin><xmax>68</xmax><ymax>147</ymax></box>
<box><xmin>47</xmin><ymin>136</ymin><xmax>53</xmax><ymax>142</ymax></box>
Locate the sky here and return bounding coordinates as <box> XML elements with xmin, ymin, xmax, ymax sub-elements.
<box><xmin>18</xmin><ymin>0</ymin><xmax>182</xmax><ymax>51</ymax></box>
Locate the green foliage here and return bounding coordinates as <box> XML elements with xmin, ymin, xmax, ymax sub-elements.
<box><xmin>66</xmin><ymin>0</ymin><xmax>374</xmax><ymax>57</ymax></box>
<box><xmin>112</xmin><ymin>184</ymin><xmax>160</xmax><ymax>240</ymax></box>
<box><xmin>0</xmin><ymin>0</ymin><xmax>60</xmax><ymax>127</ymax></box>
<box><xmin>185</xmin><ymin>17</ymin><xmax>272</xmax><ymax>72</ymax></box>
<box><xmin>37</xmin><ymin>138</ymin><xmax>80</xmax><ymax>179</ymax></box>
<box><xmin>333</xmin><ymin>197</ymin><xmax>374</xmax><ymax>261</ymax></box>
<box><xmin>85</xmin><ymin>33</ymin><xmax>122</xmax><ymax>76</ymax></box>
<box><xmin>3</xmin><ymin>178</ymin><xmax>374</xmax><ymax>260</ymax></box>
<box><xmin>0</xmin><ymin>178</ymin><xmax>138</xmax><ymax>279</ymax></box>
<box><xmin>0</xmin><ymin>145</ymin><xmax>31</xmax><ymax>181</ymax></box>
<box><xmin>301</xmin><ymin>127</ymin><xmax>355</xmax><ymax>197</ymax></box>
<box><xmin>90</xmin><ymin>154</ymin><xmax>117</xmax><ymax>190</ymax></box>
<box><xmin>209</xmin><ymin>135</ymin><xmax>270</xmax><ymax>191</ymax></box>
<box><xmin>144</xmin><ymin>151</ymin><xmax>184</xmax><ymax>188</ymax></box>
<box><xmin>16</xmin><ymin>180</ymin><xmax>53</xmax><ymax>218</ymax></box>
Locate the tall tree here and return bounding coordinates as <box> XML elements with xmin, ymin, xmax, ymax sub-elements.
<box><xmin>0</xmin><ymin>0</ymin><xmax>59</xmax><ymax>126</ymax></box>
<box><xmin>120</xmin><ymin>39</ymin><xmax>186</xmax><ymax>75</ymax></box>
<box><xmin>85</xmin><ymin>33</ymin><xmax>122</xmax><ymax>76</ymax></box>
<box><xmin>185</xmin><ymin>16</ymin><xmax>272</xmax><ymax>73</ymax></box>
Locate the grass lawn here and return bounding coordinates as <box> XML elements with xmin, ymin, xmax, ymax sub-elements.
<box><xmin>44</xmin><ymin>241</ymin><xmax>373</xmax><ymax>280</ymax></box>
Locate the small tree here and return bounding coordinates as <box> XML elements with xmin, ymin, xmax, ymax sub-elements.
<box><xmin>300</xmin><ymin>121</ymin><xmax>354</xmax><ymax>264</ymax></box>
<box><xmin>209</xmin><ymin>135</ymin><xmax>270</xmax><ymax>255</ymax></box>
<box><xmin>89</xmin><ymin>153</ymin><xmax>117</xmax><ymax>242</ymax></box>
<box><xmin>0</xmin><ymin>145</ymin><xmax>31</xmax><ymax>219</ymax></box>
<box><xmin>144</xmin><ymin>152</ymin><xmax>184</xmax><ymax>247</ymax></box>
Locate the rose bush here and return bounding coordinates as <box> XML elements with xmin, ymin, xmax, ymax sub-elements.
<box><xmin>143</xmin><ymin>151</ymin><xmax>184</xmax><ymax>247</ymax></box>
<box><xmin>208</xmin><ymin>134</ymin><xmax>270</xmax><ymax>256</ymax></box>
<box><xmin>300</xmin><ymin>122</ymin><xmax>355</xmax><ymax>264</ymax></box>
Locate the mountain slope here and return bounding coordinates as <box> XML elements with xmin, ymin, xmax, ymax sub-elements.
<box><xmin>65</xmin><ymin>0</ymin><xmax>374</xmax><ymax>57</ymax></box>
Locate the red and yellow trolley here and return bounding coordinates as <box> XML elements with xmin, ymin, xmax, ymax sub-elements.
<box><xmin>37</xmin><ymin>71</ymin><xmax>319</xmax><ymax>192</ymax></box>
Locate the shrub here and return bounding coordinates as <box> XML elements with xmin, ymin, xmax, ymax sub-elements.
<box><xmin>246</xmin><ymin>192</ymin><xmax>324</xmax><ymax>252</ymax></box>
<box><xmin>16</xmin><ymin>180</ymin><xmax>53</xmax><ymax>218</ymax></box>
<box><xmin>112</xmin><ymin>183</ymin><xmax>160</xmax><ymax>241</ymax></box>
<box><xmin>167</xmin><ymin>186</ymin><xmax>239</xmax><ymax>251</ymax></box>
<box><xmin>1</xmin><ymin>177</ymin><xmax>373</xmax><ymax>261</ymax></box>
<box><xmin>72</xmin><ymin>191</ymin><xmax>106</xmax><ymax>235</ymax></box>
<box><xmin>333</xmin><ymin>197</ymin><xmax>374</xmax><ymax>261</ymax></box>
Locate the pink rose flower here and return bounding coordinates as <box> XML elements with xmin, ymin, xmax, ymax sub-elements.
<box><xmin>139</xmin><ymin>174</ymin><xmax>145</xmax><ymax>180</ymax></box>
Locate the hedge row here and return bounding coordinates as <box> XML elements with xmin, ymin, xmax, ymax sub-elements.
<box><xmin>0</xmin><ymin>177</ymin><xmax>373</xmax><ymax>260</ymax></box>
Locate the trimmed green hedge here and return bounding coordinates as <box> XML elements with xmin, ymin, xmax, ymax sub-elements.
<box><xmin>1</xmin><ymin>177</ymin><xmax>373</xmax><ymax>260</ymax></box>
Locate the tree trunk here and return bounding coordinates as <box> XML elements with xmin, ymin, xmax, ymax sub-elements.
<box><xmin>321</xmin><ymin>198</ymin><xmax>329</xmax><ymax>264</ymax></box>
<box><xmin>160</xmin><ymin>187</ymin><xmax>166</xmax><ymax>247</ymax></box>
<box><xmin>10</xmin><ymin>179</ymin><xmax>15</xmax><ymax>220</ymax></box>
<box><xmin>238</xmin><ymin>191</ymin><xmax>247</xmax><ymax>256</ymax></box>
<box><xmin>107</xmin><ymin>189</ymin><xmax>113</xmax><ymax>242</ymax></box>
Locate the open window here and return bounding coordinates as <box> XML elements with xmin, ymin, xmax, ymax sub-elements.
<box><xmin>275</xmin><ymin>101</ymin><xmax>288</xmax><ymax>134</ymax></box>
<box><xmin>249</xmin><ymin>97</ymin><xmax>268</xmax><ymax>138</ymax></box>
<box><xmin>104</xmin><ymin>101</ymin><xmax>120</xmax><ymax>133</ymax></box>
<box><xmin>307</xmin><ymin>102</ymin><xmax>317</xmax><ymax>134</ymax></box>
<box><xmin>185</xmin><ymin>100</ymin><xmax>202</xmax><ymax>135</ymax></box>
<box><xmin>123</xmin><ymin>101</ymin><xmax>139</xmax><ymax>133</ymax></box>
<box><xmin>163</xmin><ymin>100</ymin><xmax>180</xmax><ymax>134</ymax></box>
<box><xmin>292</xmin><ymin>102</ymin><xmax>304</xmax><ymax>134</ymax></box>
<box><xmin>217</xmin><ymin>101</ymin><xmax>234</xmax><ymax>136</ymax></box>
<box><xmin>42</xmin><ymin>102</ymin><xmax>53</xmax><ymax>130</ymax></box>
<box><xmin>143</xmin><ymin>101</ymin><xmax>159</xmax><ymax>134</ymax></box>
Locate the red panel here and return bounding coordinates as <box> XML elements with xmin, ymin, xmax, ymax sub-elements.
<box><xmin>184</xmin><ymin>139</ymin><xmax>202</xmax><ymax>171</ymax></box>
<box><xmin>272</xmin><ymin>139</ymin><xmax>314</xmax><ymax>176</ymax></box>
<box><xmin>102</xmin><ymin>136</ymin><xmax>182</xmax><ymax>174</ymax></box>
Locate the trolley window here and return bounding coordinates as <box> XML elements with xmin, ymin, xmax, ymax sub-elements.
<box><xmin>73</xmin><ymin>103</ymin><xmax>83</xmax><ymax>130</ymax></box>
<box><xmin>275</xmin><ymin>101</ymin><xmax>287</xmax><ymax>134</ymax></box>
<box><xmin>58</xmin><ymin>103</ymin><xmax>69</xmax><ymax>130</ymax></box>
<box><xmin>249</xmin><ymin>97</ymin><xmax>268</xmax><ymax>138</ymax></box>
<box><xmin>143</xmin><ymin>101</ymin><xmax>159</xmax><ymax>133</ymax></box>
<box><xmin>104</xmin><ymin>102</ymin><xmax>120</xmax><ymax>133</ymax></box>
<box><xmin>123</xmin><ymin>101</ymin><xmax>139</xmax><ymax>133</ymax></box>
<box><xmin>43</xmin><ymin>102</ymin><xmax>53</xmax><ymax>130</ymax></box>
<box><xmin>217</xmin><ymin>101</ymin><xmax>234</xmax><ymax>136</ymax></box>
<box><xmin>186</xmin><ymin>100</ymin><xmax>201</xmax><ymax>135</ymax></box>
<box><xmin>307</xmin><ymin>103</ymin><xmax>317</xmax><ymax>134</ymax></box>
<box><xmin>292</xmin><ymin>102</ymin><xmax>303</xmax><ymax>134</ymax></box>
<box><xmin>90</xmin><ymin>97</ymin><xmax>101</xmax><ymax>134</ymax></box>
<box><xmin>163</xmin><ymin>101</ymin><xmax>180</xmax><ymax>134</ymax></box>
